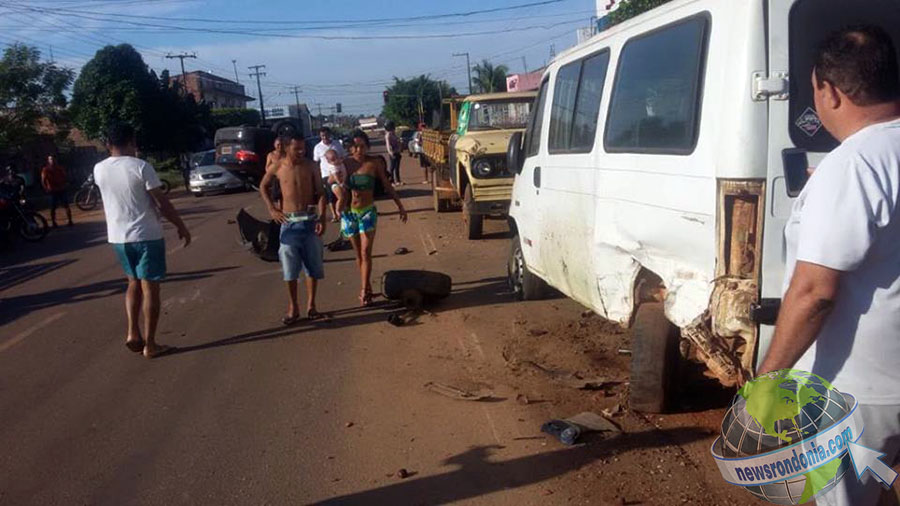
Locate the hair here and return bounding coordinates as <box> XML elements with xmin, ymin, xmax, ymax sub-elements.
<box><xmin>105</xmin><ymin>121</ymin><xmax>136</xmax><ymax>148</ymax></box>
<box><xmin>319</xmin><ymin>126</ymin><xmax>332</xmax><ymax>135</ymax></box>
<box><xmin>814</xmin><ymin>25</ymin><xmax>900</xmax><ymax>106</ymax></box>
<box><xmin>286</xmin><ymin>131</ymin><xmax>305</xmax><ymax>143</ymax></box>
<box><xmin>351</xmin><ymin>129</ymin><xmax>370</xmax><ymax>147</ymax></box>
<box><xmin>384</xmin><ymin>120</ymin><xmax>396</xmax><ymax>131</ymax></box>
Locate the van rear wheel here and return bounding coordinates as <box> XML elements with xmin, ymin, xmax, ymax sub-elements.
<box><xmin>508</xmin><ymin>235</ymin><xmax>547</xmax><ymax>301</ymax></box>
<box><xmin>629</xmin><ymin>303</ymin><xmax>681</xmax><ymax>413</ymax></box>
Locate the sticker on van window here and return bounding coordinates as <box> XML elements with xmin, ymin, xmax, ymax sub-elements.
<box><xmin>795</xmin><ymin>107</ymin><xmax>823</xmax><ymax>137</ymax></box>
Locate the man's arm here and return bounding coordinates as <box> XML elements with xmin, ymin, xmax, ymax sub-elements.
<box><xmin>756</xmin><ymin>261</ymin><xmax>841</xmax><ymax>375</ymax></box>
<box><xmin>312</xmin><ymin>164</ymin><xmax>327</xmax><ymax>236</ymax></box>
<box><xmin>148</xmin><ymin>188</ymin><xmax>191</xmax><ymax>247</ymax></box>
<box><xmin>40</xmin><ymin>169</ymin><xmax>50</xmax><ymax>192</ymax></box>
<box><xmin>259</xmin><ymin>168</ymin><xmax>286</xmax><ymax>223</ymax></box>
<box><xmin>374</xmin><ymin>158</ymin><xmax>407</xmax><ymax>223</ymax></box>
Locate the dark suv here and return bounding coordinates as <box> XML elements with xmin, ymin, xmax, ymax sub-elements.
<box><xmin>214</xmin><ymin>126</ymin><xmax>276</xmax><ymax>184</ymax></box>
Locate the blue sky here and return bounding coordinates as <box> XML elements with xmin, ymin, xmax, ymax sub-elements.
<box><xmin>2</xmin><ymin>0</ymin><xmax>597</xmax><ymax>115</ymax></box>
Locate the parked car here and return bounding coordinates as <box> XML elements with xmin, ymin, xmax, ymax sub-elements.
<box><xmin>504</xmin><ymin>0</ymin><xmax>888</xmax><ymax>413</ymax></box>
<box><xmin>214</xmin><ymin>126</ymin><xmax>276</xmax><ymax>184</ymax></box>
<box><xmin>189</xmin><ymin>150</ymin><xmax>248</xmax><ymax>197</ymax></box>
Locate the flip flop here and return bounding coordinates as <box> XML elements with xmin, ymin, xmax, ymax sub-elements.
<box><xmin>282</xmin><ymin>314</ymin><xmax>301</xmax><ymax>326</ymax></box>
<box><xmin>126</xmin><ymin>338</ymin><xmax>145</xmax><ymax>353</ymax></box>
<box><xmin>143</xmin><ymin>345</ymin><xmax>178</xmax><ymax>359</ymax></box>
<box><xmin>306</xmin><ymin>309</ymin><xmax>330</xmax><ymax>321</ymax></box>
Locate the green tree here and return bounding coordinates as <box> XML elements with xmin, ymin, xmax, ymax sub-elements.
<box><xmin>0</xmin><ymin>44</ymin><xmax>74</xmax><ymax>149</ymax></box>
<box><xmin>472</xmin><ymin>60</ymin><xmax>509</xmax><ymax>94</ymax></box>
<box><xmin>606</xmin><ymin>0</ymin><xmax>673</xmax><ymax>27</ymax></box>
<box><xmin>209</xmin><ymin>108</ymin><xmax>261</xmax><ymax>131</ymax></box>
<box><xmin>382</xmin><ymin>75</ymin><xmax>456</xmax><ymax>127</ymax></box>
<box><xmin>70</xmin><ymin>44</ymin><xmax>209</xmax><ymax>154</ymax></box>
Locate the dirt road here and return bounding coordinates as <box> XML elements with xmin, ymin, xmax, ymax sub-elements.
<box><xmin>0</xmin><ymin>157</ymin><xmax>764</xmax><ymax>505</ymax></box>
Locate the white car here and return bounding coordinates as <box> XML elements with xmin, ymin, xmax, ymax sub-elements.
<box><xmin>505</xmin><ymin>0</ymin><xmax>893</xmax><ymax>412</ymax></box>
<box><xmin>189</xmin><ymin>150</ymin><xmax>248</xmax><ymax>197</ymax></box>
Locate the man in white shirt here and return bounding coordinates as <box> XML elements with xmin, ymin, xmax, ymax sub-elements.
<box><xmin>93</xmin><ymin>122</ymin><xmax>191</xmax><ymax>359</ymax></box>
<box><xmin>757</xmin><ymin>26</ymin><xmax>900</xmax><ymax>506</ymax></box>
<box><xmin>312</xmin><ymin>127</ymin><xmax>345</xmax><ymax>221</ymax></box>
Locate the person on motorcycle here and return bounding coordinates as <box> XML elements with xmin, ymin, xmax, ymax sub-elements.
<box><xmin>41</xmin><ymin>155</ymin><xmax>73</xmax><ymax>227</ymax></box>
<box><xmin>0</xmin><ymin>166</ymin><xmax>24</xmax><ymax>199</ymax></box>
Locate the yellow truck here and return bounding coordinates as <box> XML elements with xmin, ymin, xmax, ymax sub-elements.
<box><xmin>424</xmin><ymin>91</ymin><xmax>536</xmax><ymax>239</ymax></box>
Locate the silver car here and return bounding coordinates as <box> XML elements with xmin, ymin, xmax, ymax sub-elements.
<box><xmin>189</xmin><ymin>150</ymin><xmax>248</xmax><ymax>197</ymax></box>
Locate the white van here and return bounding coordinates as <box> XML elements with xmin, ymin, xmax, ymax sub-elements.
<box><xmin>505</xmin><ymin>0</ymin><xmax>900</xmax><ymax>412</ymax></box>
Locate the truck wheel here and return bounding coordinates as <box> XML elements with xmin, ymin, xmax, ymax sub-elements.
<box><xmin>629</xmin><ymin>303</ymin><xmax>681</xmax><ymax>414</ymax></box>
<box><xmin>508</xmin><ymin>235</ymin><xmax>547</xmax><ymax>301</ymax></box>
<box><xmin>432</xmin><ymin>171</ymin><xmax>451</xmax><ymax>213</ymax></box>
<box><xmin>464</xmin><ymin>185</ymin><xmax>483</xmax><ymax>239</ymax></box>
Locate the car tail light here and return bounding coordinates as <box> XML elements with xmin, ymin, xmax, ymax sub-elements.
<box><xmin>236</xmin><ymin>150</ymin><xmax>259</xmax><ymax>163</ymax></box>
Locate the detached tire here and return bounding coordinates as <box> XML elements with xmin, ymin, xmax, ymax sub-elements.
<box><xmin>382</xmin><ymin>270</ymin><xmax>452</xmax><ymax>302</ymax></box>
<box><xmin>508</xmin><ymin>235</ymin><xmax>547</xmax><ymax>301</ymax></box>
<box><xmin>464</xmin><ymin>185</ymin><xmax>483</xmax><ymax>240</ymax></box>
<box><xmin>629</xmin><ymin>303</ymin><xmax>681</xmax><ymax>413</ymax></box>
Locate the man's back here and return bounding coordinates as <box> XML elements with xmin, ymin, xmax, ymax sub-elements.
<box><xmin>787</xmin><ymin>118</ymin><xmax>900</xmax><ymax>403</ymax></box>
<box><xmin>94</xmin><ymin>156</ymin><xmax>163</xmax><ymax>244</ymax></box>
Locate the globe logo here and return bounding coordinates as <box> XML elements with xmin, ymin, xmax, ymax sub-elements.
<box><xmin>711</xmin><ymin>369</ymin><xmax>897</xmax><ymax>505</ymax></box>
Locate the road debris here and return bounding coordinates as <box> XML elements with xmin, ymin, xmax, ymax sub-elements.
<box><xmin>517</xmin><ymin>360</ymin><xmax>621</xmax><ymax>390</ymax></box>
<box><xmin>602</xmin><ymin>404</ymin><xmax>624</xmax><ymax>418</ymax></box>
<box><xmin>541</xmin><ymin>411</ymin><xmax>621</xmax><ymax>446</ymax></box>
<box><xmin>617</xmin><ymin>349</ymin><xmax>632</xmax><ymax>355</ymax></box>
<box><xmin>424</xmin><ymin>381</ymin><xmax>493</xmax><ymax>401</ymax></box>
<box><xmin>516</xmin><ymin>393</ymin><xmax>530</xmax><ymax>405</ymax></box>
<box><xmin>394</xmin><ymin>247</ymin><xmax>410</xmax><ymax>255</ymax></box>
<box><xmin>397</xmin><ymin>468</ymin><xmax>411</xmax><ymax>479</ymax></box>
<box><xmin>345</xmin><ymin>422</ymin><xmax>354</xmax><ymax>428</ymax></box>
<box><xmin>527</xmin><ymin>328</ymin><xmax>548</xmax><ymax>337</ymax></box>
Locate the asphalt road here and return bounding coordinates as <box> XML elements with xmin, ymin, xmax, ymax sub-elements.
<box><xmin>0</xmin><ymin>157</ymin><xmax>589</xmax><ymax>506</ymax></box>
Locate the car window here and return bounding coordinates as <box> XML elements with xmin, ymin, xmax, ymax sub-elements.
<box><xmin>548</xmin><ymin>61</ymin><xmax>581</xmax><ymax>152</ymax></box>
<box><xmin>605</xmin><ymin>16</ymin><xmax>709</xmax><ymax>154</ymax></box>
<box><xmin>549</xmin><ymin>51</ymin><xmax>610</xmax><ymax>153</ymax></box>
<box><xmin>467</xmin><ymin>100</ymin><xmax>532</xmax><ymax>131</ymax></box>
<box><xmin>526</xmin><ymin>80</ymin><xmax>549</xmax><ymax>158</ymax></box>
<box><xmin>789</xmin><ymin>0</ymin><xmax>900</xmax><ymax>152</ymax></box>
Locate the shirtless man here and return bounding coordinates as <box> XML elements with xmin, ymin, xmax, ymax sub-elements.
<box><xmin>260</xmin><ymin>132</ymin><xmax>327</xmax><ymax>324</ymax></box>
<box><xmin>264</xmin><ymin>136</ymin><xmax>285</xmax><ymax>209</ymax></box>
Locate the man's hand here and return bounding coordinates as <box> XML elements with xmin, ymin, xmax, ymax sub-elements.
<box><xmin>399</xmin><ymin>206</ymin><xmax>408</xmax><ymax>224</ymax></box>
<box><xmin>315</xmin><ymin>216</ymin><xmax>326</xmax><ymax>236</ymax></box>
<box><xmin>178</xmin><ymin>225</ymin><xmax>192</xmax><ymax>247</ymax></box>
<box><xmin>269</xmin><ymin>207</ymin><xmax>287</xmax><ymax>224</ymax></box>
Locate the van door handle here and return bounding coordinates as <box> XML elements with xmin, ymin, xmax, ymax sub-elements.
<box><xmin>533</xmin><ymin>166</ymin><xmax>541</xmax><ymax>188</ymax></box>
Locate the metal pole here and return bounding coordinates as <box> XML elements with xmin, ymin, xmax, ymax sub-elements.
<box><xmin>453</xmin><ymin>52</ymin><xmax>472</xmax><ymax>95</ymax></box>
<box><xmin>248</xmin><ymin>65</ymin><xmax>267</xmax><ymax>125</ymax></box>
<box><xmin>165</xmin><ymin>52</ymin><xmax>197</xmax><ymax>94</ymax></box>
<box><xmin>232</xmin><ymin>59</ymin><xmax>240</xmax><ymax>83</ymax></box>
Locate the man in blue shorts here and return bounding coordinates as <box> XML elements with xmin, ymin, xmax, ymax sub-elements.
<box><xmin>93</xmin><ymin>122</ymin><xmax>191</xmax><ymax>359</ymax></box>
<box><xmin>259</xmin><ymin>131</ymin><xmax>327</xmax><ymax>324</ymax></box>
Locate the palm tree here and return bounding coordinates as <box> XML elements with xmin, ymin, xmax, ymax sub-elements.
<box><xmin>472</xmin><ymin>60</ymin><xmax>509</xmax><ymax>94</ymax></box>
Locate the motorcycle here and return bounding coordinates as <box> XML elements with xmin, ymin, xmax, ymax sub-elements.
<box><xmin>0</xmin><ymin>192</ymin><xmax>48</xmax><ymax>242</ymax></box>
<box><xmin>75</xmin><ymin>175</ymin><xmax>170</xmax><ymax>212</ymax></box>
<box><xmin>74</xmin><ymin>174</ymin><xmax>101</xmax><ymax>211</ymax></box>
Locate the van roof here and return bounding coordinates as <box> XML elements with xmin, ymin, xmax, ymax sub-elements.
<box><xmin>554</xmin><ymin>0</ymin><xmax>698</xmax><ymax>63</ymax></box>
<box><xmin>464</xmin><ymin>91</ymin><xmax>536</xmax><ymax>102</ymax></box>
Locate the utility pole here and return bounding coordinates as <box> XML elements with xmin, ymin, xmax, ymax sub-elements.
<box><xmin>452</xmin><ymin>52</ymin><xmax>472</xmax><ymax>95</ymax></box>
<box><xmin>165</xmin><ymin>52</ymin><xmax>197</xmax><ymax>90</ymax></box>
<box><xmin>521</xmin><ymin>56</ymin><xmax>528</xmax><ymax>73</ymax></box>
<box><xmin>290</xmin><ymin>85</ymin><xmax>302</xmax><ymax>111</ymax></box>
<box><xmin>231</xmin><ymin>59</ymin><xmax>240</xmax><ymax>83</ymax></box>
<box><xmin>248</xmin><ymin>64</ymin><xmax>267</xmax><ymax>125</ymax></box>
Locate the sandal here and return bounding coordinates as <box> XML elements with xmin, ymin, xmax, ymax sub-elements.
<box><xmin>281</xmin><ymin>314</ymin><xmax>301</xmax><ymax>326</ymax></box>
<box><xmin>126</xmin><ymin>337</ymin><xmax>145</xmax><ymax>353</ymax></box>
<box><xmin>143</xmin><ymin>344</ymin><xmax>178</xmax><ymax>359</ymax></box>
<box><xmin>306</xmin><ymin>309</ymin><xmax>328</xmax><ymax>321</ymax></box>
<box><xmin>360</xmin><ymin>290</ymin><xmax>373</xmax><ymax>308</ymax></box>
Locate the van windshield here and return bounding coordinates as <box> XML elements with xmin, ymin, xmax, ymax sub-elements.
<box><xmin>467</xmin><ymin>99</ymin><xmax>532</xmax><ymax>131</ymax></box>
<box><xmin>789</xmin><ymin>0</ymin><xmax>900</xmax><ymax>151</ymax></box>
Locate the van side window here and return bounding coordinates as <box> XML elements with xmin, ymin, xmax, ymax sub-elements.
<box><xmin>604</xmin><ymin>16</ymin><xmax>709</xmax><ymax>154</ymax></box>
<box><xmin>549</xmin><ymin>51</ymin><xmax>610</xmax><ymax>153</ymax></box>
<box><xmin>525</xmin><ymin>80</ymin><xmax>549</xmax><ymax>158</ymax></box>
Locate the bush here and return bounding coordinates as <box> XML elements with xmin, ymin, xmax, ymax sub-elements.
<box><xmin>606</xmin><ymin>0</ymin><xmax>673</xmax><ymax>27</ymax></box>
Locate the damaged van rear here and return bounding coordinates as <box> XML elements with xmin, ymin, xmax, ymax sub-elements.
<box><xmin>505</xmin><ymin>0</ymin><xmax>900</xmax><ymax>412</ymax></box>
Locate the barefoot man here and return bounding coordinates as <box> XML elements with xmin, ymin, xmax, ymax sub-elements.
<box><xmin>93</xmin><ymin>122</ymin><xmax>191</xmax><ymax>359</ymax></box>
<box><xmin>260</xmin><ymin>132</ymin><xmax>327</xmax><ymax>324</ymax></box>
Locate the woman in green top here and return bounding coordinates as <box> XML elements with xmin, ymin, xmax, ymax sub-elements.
<box><xmin>342</xmin><ymin>130</ymin><xmax>408</xmax><ymax>306</ymax></box>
